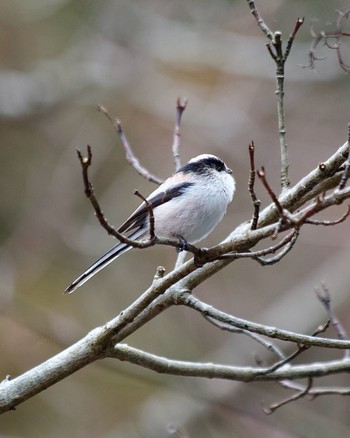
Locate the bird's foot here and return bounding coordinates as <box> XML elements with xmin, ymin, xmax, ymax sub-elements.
<box><xmin>176</xmin><ymin>235</ymin><xmax>208</xmax><ymax>267</ymax></box>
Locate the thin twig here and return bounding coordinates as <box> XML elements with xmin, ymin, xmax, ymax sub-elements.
<box><xmin>275</xmin><ymin>18</ymin><xmax>303</xmax><ymax>191</ymax></box>
<box><xmin>257</xmin><ymin>167</ymin><xmax>285</xmax><ymax>217</ymax></box>
<box><xmin>316</xmin><ymin>283</ymin><xmax>350</xmax><ymax>359</ymax></box>
<box><xmin>263</xmin><ymin>378</ymin><xmax>313</xmax><ymax>414</ymax></box>
<box><xmin>98</xmin><ymin>105</ymin><xmax>163</xmax><ymax>185</ymax></box>
<box><xmin>76</xmin><ymin>146</ymin><xmax>170</xmax><ymax>251</ymax></box>
<box><xmin>304</xmin><ymin>205</ymin><xmax>350</xmax><ymax>226</ymax></box>
<box><xmin>218</xmin><ymin>229</ymin><xmax>297</xmax><ymax>261</ymax></box>
<box><xmin>261</xmin><ymin>17</ymin><xmax>303</xmax><ymax>192</ymax></box>
<box><xmin>134</xmin><ymin>190</ymin><xmax>155</xmax><ymax>240</ymax></box>
<box><xmin>245</xmin><ymin>0</ymin><xmax>273</xmax><ymax>40</ymax></box>
<box><xmin>76</xmin><ymin>147</ymin><xmax>145</xmax><ymax>245</ymax></box>
<box><xmin>178</xmin><ymin>293</ymin><xmax>350</xmax><ymax>349</ymax></box>
<box><xmin>274</xmin><ymin>30</ymin><xmax>289</xmax><ymax>192</ymax></box>
<box><xmin>254</xmin><ymin>228</ymin><xmax>299</xmax><ymax>266</ymax></box>
<box><xmin>284</xmin><ymin>18</ymin><xmax>305</xmax><ymax>60</ymax></box>
<box><xmin>203</xmin><ymin>315</ymin><xmax>286</xmax><ymax>360</ymax></box>
<box><xmin>278</xmin><ymin>380</ymin><xmax>350</xmax><ymax>398</ymax></box>
<box><xmin>248</xmin><ymin>141</ymin><xmax>261</xmax><ymax>230</ymax></box>
<box><xmin>258</xmin><ymin>320</ymin><xmax>330</xmax><ymax>375</ymax></box>
<box><xmin>338</xmin><ymin>123</ymin><xmax>350</xmax><ymax>190</ymax></box>
<box><xmin>172</xmin><ymin>98</ymin><xmax>188</xmax><ymax>171</ymax></box>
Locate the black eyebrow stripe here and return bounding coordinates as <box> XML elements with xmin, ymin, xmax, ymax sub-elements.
<box><xmin>178</xmin><ymin>157</ymin><xmax>226</xmax><ymax>174</ymax></box>
<box><xmin>118</xmin><ymin>182</ymin><xmax>195</xmax><ymax>234</ymax></box>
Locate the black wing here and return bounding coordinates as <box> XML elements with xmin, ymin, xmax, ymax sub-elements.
<box><xmin>118</xmin><ymin>181</ymin><xmax>194</xmax><ymax>234</ymax></box>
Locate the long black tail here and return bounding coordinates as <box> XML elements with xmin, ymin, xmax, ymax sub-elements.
<box><xmin>65</xmin><ymin>242</ymin><xmax>131</xmax><ymax>294</ymax></box>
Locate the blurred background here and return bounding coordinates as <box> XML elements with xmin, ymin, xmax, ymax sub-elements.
<box><xmin>1</xmin><ymin>0</ymin><xmax>350</xmax><ymax>436</ymax></box>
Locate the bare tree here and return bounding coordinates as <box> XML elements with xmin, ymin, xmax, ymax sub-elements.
<box><xmin>1</xmin><ymin>1</ymin><xmax>350</xmax><ymax>417</ymax></box>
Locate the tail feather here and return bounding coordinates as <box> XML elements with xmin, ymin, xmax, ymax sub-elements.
<box><xmin>65</xmin><ymin>242</ymin><xmax>131</xmax><ymax>294</ymax></box>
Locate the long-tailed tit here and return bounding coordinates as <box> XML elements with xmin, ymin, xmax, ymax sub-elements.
<box><xmin>65</xmin><ymin>154</ymin><xmax>235</xmax><ymax>293</ymax></box>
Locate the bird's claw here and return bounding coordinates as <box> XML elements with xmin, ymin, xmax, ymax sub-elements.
<box><xmin>176</xmin><ymin>235</ymin><xmax>208</xmax><ymax>266</ymax></box>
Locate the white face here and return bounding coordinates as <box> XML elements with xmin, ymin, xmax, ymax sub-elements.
<box><xmin>187</xmin><ymin>154</ymin><xmax>235</xmax><ymax>200</ymax></box>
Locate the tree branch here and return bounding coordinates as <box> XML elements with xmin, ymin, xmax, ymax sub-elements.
<box><xmin>110</xmin><ymin>344</ymin><xmax>350</xmax><ymax>382</ymax></box>
<box><xmin>248</xmin><ymin>141</ymin><xmax>261</xmax><ymax>230</ymax></box>
<box><xmin>176</xmin><ymin>292</ymin><xmax>350</xmax><ymax>349</ymax></box>
<box><xmin>172</xmin><ymin>97</ymin><xmax>188</xmax><ymax>171</ymax></box>
<box><xmin>98</xmin><ymin>105</ymin><xmax>163</xmax><ymax>185</ymax></box>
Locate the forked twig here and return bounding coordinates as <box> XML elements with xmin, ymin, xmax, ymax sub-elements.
<box><xmin>218</xmin><ymin>229</ymin><xmax>298</xmax><ymax>262</ymax></box>
<box><xmin>316</xmin><ymin>283</ymin><xmax>350</xmax><ymax>359</ymax></box>
<box><xmin>254</xmin><ymin>229</ymin><xmax>299</xmax><ymax>266</ymax></box>
<box><xmin>258</xmin><ymin>320</ymin><xmax>330</xmax><ymax>376</ymax></box>
<box><xmin>250</xmin><ymin>8</ymin><xmax>304</xmax><ymax>192</ymax></box>
<box><xmin>263</xmin><ymin>378</ymin><xmax>313</xmax><ymax>414</ymax></box>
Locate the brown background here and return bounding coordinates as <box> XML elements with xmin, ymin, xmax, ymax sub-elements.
<box><xmin>1</xmin><ymin>0</ymin><xmax>350</xmax><ymax>436</ymax></box>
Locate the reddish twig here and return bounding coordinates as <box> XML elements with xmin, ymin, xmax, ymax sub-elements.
<box><xmin>284</xmin><ymin>17</ymin><xmax>305</xmax><ymax>59</ymax></box>
<box><xmin>134</xmin><ymin>190</ymin><xmax>155</xmax><ymax>240</ymax></box>
<box><xmin>304</xmin><ymin>205</ymin><xmax>350</xmax><ymax>226</ymax></box>
<box><xmin>98</xmin><ymin>105</ymin><xmax>163</xmax><ymax>185</ymax></box>
<box><xmin>291</xmin><ymin>188</ymin><xmax>350</xmax><ymax>227</ymax></box>
<box><xmin>76</xmin><ymin>146</ymin><xmax>148</xmax><ymax>247</ymax></box>
<box><xmin>248</xmin><ymin>141</ymin><xmax>261</xmax><ymax>230</ymax></box>
<box><xmin>254</xmin><ymin>228</ymin><xmax>299</xmax><ymax>266</ymax></box>
<box><xmin>257</xmin><ymin>167</ymin><xmax>287</xmax><ymax>219</ymax></box>
<box><xmin>218</xmin><ymin>229</ymin><xmax>297</xmax><ymax>261</ymax></box>
<box><xmin>76</xmin><ymin>146</ymin><xmax>162</xmax><ymax>251</ymax></box>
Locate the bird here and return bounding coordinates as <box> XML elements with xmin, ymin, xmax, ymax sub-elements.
<box><xmin>65</xmin><ymin>154</ymin><xmax>235</xmax><ymax>293</ymax></box>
